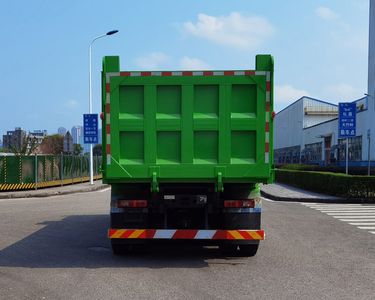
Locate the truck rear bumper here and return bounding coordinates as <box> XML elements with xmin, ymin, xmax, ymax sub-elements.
<box><xmin>109</xmin><ymin>229</ymin><xmax>264</xmax><ymax>240</ymax></box>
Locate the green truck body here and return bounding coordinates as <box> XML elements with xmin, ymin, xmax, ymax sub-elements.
<box><xmin>103</xmin><ymin>54</ymin><xmax>274</xmax><ymax>256</ymax></box>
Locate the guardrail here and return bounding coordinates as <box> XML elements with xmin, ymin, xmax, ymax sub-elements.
<box><xmin>0</xmin><ymin>154</ymin><xmax>102</xmax><ymax>191</ymax></box>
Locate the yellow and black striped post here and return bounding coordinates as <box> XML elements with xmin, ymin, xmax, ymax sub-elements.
<box><xmin>34</xmin><ymin>154</ymin><xmax>38</xmax><ymax>190</ymax></box>
<box><xmin>18</xmin><ymin>155</ymin><xmax>22</xmax><ymax>184</ymax></box>
<box><xmin>3</xmin><ymin>156</ymin><xmax>6</xmax><ymax>184</ymax></box>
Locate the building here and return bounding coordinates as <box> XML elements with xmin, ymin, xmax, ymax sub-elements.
<box><xmin>2</xmin><ymin>127</ymin><xmax>27</xmax><ymax>152</ymax></box>
<box><xmin>28</xmin><ymin>130</ymin><xmax>48</xmax><ymax>152</ymax></box>
<box><xmin>29</xmin><ymin>130</ymin><xmax>47</xmax><ymax>143</ymax></box>
<box><xmin>274</xmin><ymin>97</ymin><xmax>368</xmax><ymax>166</ymax></box>
<box><xmin>274</xmin><ymin>1</ymin><xmax>375</xmax><ymax>168</ymax></box>
<box><xmin>63</xmin><ymin>131</ymin><xmax>74</xmax><ymax>153</ymax></box>
<box><xmin>72</xmin><ymin>125</ymin><xmax>102</xmax><ymax>154</ymax></box>
<box><xmin>71</xmin><ymin>125</ymin><xmax>83</xmax><ymax>144</ymax></box>
<box><xmin>58</xmin><ymin>127</ymin><xmax>67</xmax><ymax>136</ymax></box>
<box><xmin>98</xmin><ymin>128</ymin><xmax>102</xmax><ymax>145</ymax></box>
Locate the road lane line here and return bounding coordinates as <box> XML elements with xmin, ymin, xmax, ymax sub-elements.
<box><xmin>309</xmin><ymin>204</ymin><xmax>375</xmax><ymax>208</ymax></box>
<box><xmin>312</xmin><ymin>207</ymin><xmax>370</xmax><ymax>210</ymax></box>
<box><xmin>328</xmin><ymin>212</ymin><xmax>375</xmax><ymax>215</ymax></box>
<box><xmin>302</xmin><ymin>204</ymin><xmax>364</xmax><ymax>207</ymax></box>
<box><xmin>261</xmin><ymin>197</ymin><xmax>275</xmax><ymax>202</ymax></box>
<box><xmin>339</xmin><ymin>219</ymin><xmax>375</xmax><ymax>222</ymax></box>
<box><xmin>334</xmin><ymin>216</ymin><xmax>375</xmax><ymax>218</ymax></box>
<box><xmin>332</xmin><ymin>214</ymin><xmax>375</xmax><ymax>220</ymax></box>
<box><xmin>308</xmin><ymin>205</ymin><xmax>365</xmax><ymax>207</ymax></box>
<box><xmin>358</xmin><ymin>226</ymin><xmax>375</xmax><ymax>230</ymax></box>
<box><xmin>318</xmin><ymin>206</ymin><xmax>375</xmax><ymax>209</ymax></box>
<box><xmin>99</xmin><ymin>187</ymin><xmax>111</xmax><ymax>193</ymax></box>
<box><xmin>317</xmin><ymin>207</ymin><xmax>375</xmax><ymax>212</ymax></box>
<box><xmin>302</xmin><ymin>203</ymin><xmax>375</xmax><ymax>235</ymax></box>
<box><xmin>321</xmin><ymin>210</ymin><xmax>375</xmax><ymax>213</ymax></box>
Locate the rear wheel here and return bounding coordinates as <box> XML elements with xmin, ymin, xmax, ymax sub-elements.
<box><xmin>111</xmin><ymin>242</ymin><xmax>127</xmax><ymax>255</ymax></box>
<box><xmin>239</xmin><ymin>244</ymin><xmax>259</xmax><ymax>257</ymax></box>
<box><xmin>219</xmin><ymin>244</ymin><xmax>239</xmax><ymax>256</ymax></box>
<box><xmin>111</xmin><ymin>241</ymin><xmax>142</xmax><ymax>255</ymax></box>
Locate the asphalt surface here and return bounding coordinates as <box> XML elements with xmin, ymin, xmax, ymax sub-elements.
<box><xmin>0</xmin><ymin>189</ymin><xmax>374</xmax><ymax>299</ymax></box>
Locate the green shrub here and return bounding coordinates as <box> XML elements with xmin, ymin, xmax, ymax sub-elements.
<box><xmin>276</xmin><ymin>169</ymin><xmax>375</xmax><ymax>198</ymax></box>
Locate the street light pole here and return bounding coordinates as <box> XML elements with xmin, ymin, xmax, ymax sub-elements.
<box><xmin>368</xmin><ymin>129</ymin><xmax>371</xmax><ymax>176</ymax></box>
<box><xmin>88</xmin><ymin>30</ymin><xmax>118</xmax><ymax>185</ymax></box>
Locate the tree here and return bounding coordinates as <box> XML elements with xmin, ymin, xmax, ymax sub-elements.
<box><xmin>39</xmin><ymin>134</ymin><xmax>63</xmax><ymax>154</ymax></box>
<box><xmin>93</xmin><ymin>144</ymin><xmax>102</xmax><ymax>156</ymax></box>
<box><xmin>73</xmin><ymin>144</ymin><xmax>83</xmax><ymax>155</ymax></box>
<box><xmin>9</xmin><ymin>135</ymin><xmax>38</xmax><ymax>156</ymax></box>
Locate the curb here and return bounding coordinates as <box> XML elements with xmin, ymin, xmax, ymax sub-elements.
<box><xmin>0</xmin><ymin>184</ymin><xmax>110</xmax><ymax>199</ymax></box>
<box><xmin>260</xmin><ymin>190</ymin><xmax>375</xmax><ymax>204</ymax></box>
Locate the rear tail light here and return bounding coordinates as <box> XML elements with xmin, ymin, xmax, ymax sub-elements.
<box><xmin>117</xmin><ymin>200</ymin><xmax>148</xmax><ymax>208</ymax></box>
<box><xmin>224</xmin><ymin>200</ymin><xmax>255</xmax><ymax>208</ymax></box>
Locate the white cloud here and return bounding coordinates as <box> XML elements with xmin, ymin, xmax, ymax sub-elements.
<box><xmin>179</xmin><ymin>56</ymin><xmax>211</xmax><ymax>70</ymax></box>
<box><xmin>183</xmin><ymin>12</ymin><xmax>275</xmax><ymax>50</ymax></box>
<box><xmin>64</xmin><ymin>99</ymin><xmax>78</xmax><ymax>109</ymax></box>
<box><xmin>275</xmin><ymin>85</ymin><xmax>309</xmax><ymax>106</ymax></box>
<box><xmin>316</xmin><ymin>6</ymin><xmax>339</xmax><ymax>21</ymax></box>
<box><xmin>325</xmin><ymin>83</ymin><xmax>362</xmax><ymax>102</ymax></box>
<box><xmin>134</xmin><ymin>52</ymin><xmax>170</xmax><ymax>69</ymax></box>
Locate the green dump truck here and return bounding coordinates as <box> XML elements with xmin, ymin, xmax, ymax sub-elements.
<box><xmin>103</xmin><ymin>55</ymin><xmax>274</xmax><ymax>256</ymax></box>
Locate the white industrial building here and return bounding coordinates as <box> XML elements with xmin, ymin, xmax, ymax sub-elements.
<box><xmin>274</xmin><ymin>1</ymin><xmax>375</xmax><ymax>168</ymax></box>
<box><xmin>274</xmin><ymin>96</ymin><xmax>368</xmax><ymax>166</ymax></box>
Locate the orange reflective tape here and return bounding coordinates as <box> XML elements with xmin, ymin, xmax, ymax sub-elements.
<box><xmin>111</xmin><ymin>229</ymin><xmax>127</xmax><ymax>239</ymax></box>
<box><xmin>228</xmin><ymin>230</ymin><xmax>245</xmax><ymax>240</ymax></box>
<box><xmin>128</xmin><ymin>230</ymin><xmax>145</xmax><ymax>239</ymax></box>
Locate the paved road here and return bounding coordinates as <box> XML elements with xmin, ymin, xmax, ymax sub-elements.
<box><xmin>0</xmin><ymin>190</ymin><xmax>374</xmax><ymax>300</ymax></box>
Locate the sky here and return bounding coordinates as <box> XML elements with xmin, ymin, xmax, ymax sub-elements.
<box><xmin>0</xmin><ymin>0</ymin><xmax>370</xmax><ymax>137</ymax></box>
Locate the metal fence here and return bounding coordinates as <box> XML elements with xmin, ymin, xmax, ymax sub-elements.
<box><xmin>0</xmin><ymin>154</ymin><xmax>102</xmax><ymax>191</ymax></box>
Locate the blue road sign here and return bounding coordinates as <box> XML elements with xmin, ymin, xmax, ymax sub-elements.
<box><xmin>338</xmin><ymin>103</ymin><xmax>356</xmax><ymax>138</ymax></box>
<box><xmin>83</xmin><ymin>114</ymin><xmax>98</xmax><ymax>144</ymax></box>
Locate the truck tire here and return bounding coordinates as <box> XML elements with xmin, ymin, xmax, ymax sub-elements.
<box><xmin>219</xmin><ymin>244</ymin><xmax>239</xmax><ymax>256</ymax></box>
<box><xmin>111</xmin><ymin>240</ymin><xmax>144</xmax><ymax>255</ymax></box>
<box><xmin>111</xmin><ymin>241</ymin><xmax>127</xmax><ymax>255</ymax></box>
<box><xmin>239</xmin><ymin>244</ymin><xmax>259</xmax><ymax>257</ymax></box>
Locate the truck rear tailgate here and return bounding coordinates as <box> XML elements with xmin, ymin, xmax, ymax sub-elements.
<box><xmin>102</xmin><ymin>55</ymin><xmax>274</xmax><ymax>184</ymax></box>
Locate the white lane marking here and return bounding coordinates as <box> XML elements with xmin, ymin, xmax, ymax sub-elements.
<box><xmin>99</xmin><ymin>187</ymin><xmax>111</xmax><ymax>193</ymax></box>
<box><xmin>306</xmin><ymin>204</ymin><xmax>363</xmax><ymax>207</ymax></box>
<box><xmin>339</xmin><ymin>219</ymin><xmax>375</xmax><ymax>222</ymax></box>
<box><xmin>311</xmin><ymin>207</ymin><xmax>367</xmax><ymax>210</ymax></box>
<box><xmin>334</xmin><ymin>216</ymin><xmax>375</xmax><ymax>219</ymax></box>
<box><xmin>319</xmin><ymin>210</ymin><xmax>375</xmax><ymax>213</ymax></box>
<box><xmin>318</xmin><ymin>207</ymin><xmax>375</xmax><ymax>210</ymax></box>
<box><xmin>302</xmin><ymin>203</ymin><xmax>375</xmax><ymax>235</ymax></box>
<box><xmin>328</xmin><ymin>213</ymin><xmax>375</xmax><ymax>216</ymax></box>
<box><xmin>317</xmin><ymin>206</ymin><xmax>375</xmax><ymax>209</ymax></box>
<box><xmin>261</xmin><ymin>197</ymin><xmax>275</xmax><ymax>202</ymax></box>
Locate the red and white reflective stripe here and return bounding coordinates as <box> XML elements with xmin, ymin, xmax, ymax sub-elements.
<box><xmin>108</xmin><ymin>229</ymin><xmax>265</xmax><ymax>240</ymax></box>
<box><xmin>106</xmin><ymin>70</ymin><xmax>264</xmax><ymax>78</ymax></box>
<box><xmin>105</xmin><ymin>75</ymin><xmax>111</xmax><ymax>165</ymax></box>
<box><xmin>264</xmin><ymin>71</ymin><xmax>271</xmax><ymax>164</ymax></box>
